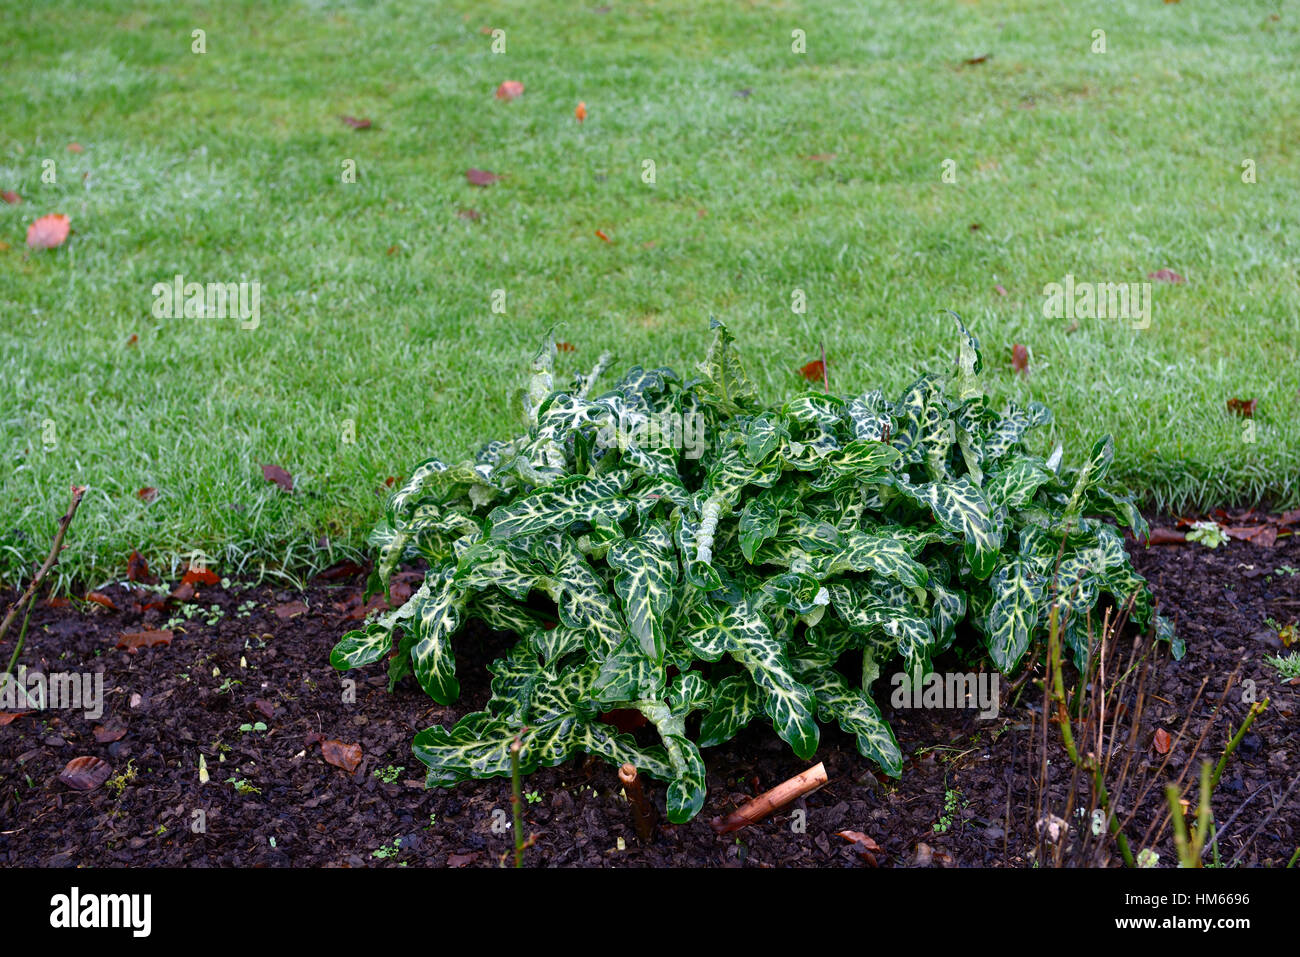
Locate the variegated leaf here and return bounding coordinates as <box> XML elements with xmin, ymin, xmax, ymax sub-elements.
<box><xmin>488</xmin><ymin>469</ymin><xmax>636</xmax><ymax>539</ymax></box>
<box><xmin>983</xmin><ymin>557</ymin><xmax>1045</xmax><ymax>672</ymax></box>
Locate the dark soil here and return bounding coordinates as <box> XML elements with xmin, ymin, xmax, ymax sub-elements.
<box><xmin>1</xmin><ymin>528</ymin><xmax>1297</xmax><ymax>868</ymax></box>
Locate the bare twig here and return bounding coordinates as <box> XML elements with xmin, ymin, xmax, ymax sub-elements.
<box><xmin>1</xmin><ymin>485</ymin><xmax>86</xmax><ymax>683</ymax></box>
<box><xmin>711</xmin><ymin>762</ymin><xmax>827</xmax><ymax>834</ymax></box>
<box><xmin>619</xmin><ymin>763</ymin><xmax>657</xmax><ymax>843</ymax></box>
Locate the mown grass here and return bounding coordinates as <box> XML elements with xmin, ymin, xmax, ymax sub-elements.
<box><xmin>2</xmin><ymin>0</ymin><xmax>1297</xmax><ymax>587</ymax></box>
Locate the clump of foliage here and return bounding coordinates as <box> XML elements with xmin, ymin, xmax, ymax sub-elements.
<box><xmin>331</xmin><ymin>318</ymin><xmax>1178</xmax><ymax>822</ymax></box>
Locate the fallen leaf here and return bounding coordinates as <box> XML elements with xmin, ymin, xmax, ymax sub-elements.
<box><xmin>0</xmin><ymin>712</ymin><xmax>32</xmax><ymax>726</ymax></box>
<box><xmin>735</xmin><ymin>88</ymin><xmax>753</xmax><ymax>99</ymax></box>
<box><xmin>253</xmin><ymin>699</ymin><xmax>276</xmax><ymax>720</ymax></box>
<box><xmin>836</xmin><ymin>829</ymin><xmax>881</xmax><ymax>864</ymax></box>
<box><xmin>993</xmin><ymin>284</ymin><xmax>1008</xmax><ymax>296</ymax></box>
<box><xmin>181</xmin><ymin>565</ymin><xmax>220</xmax><ymax>587</ymax></box>
<box><xmin>1226</xmin><ymin>397</ymin><xmax>1256</xmax><ymax>418</ymax></box>
<box><xmin>275</xmin><ymin>601</ymin><xmax>308</xmax><ymax>620</ymax></box>
<box><xmin>321</xmin><ymin>739</ymin><xmax>363</xmax><ymax>773</ymax></box>
<box><xmin>26</xmin><ymin>213</ymin><xmax>70</xmax><ymax>250</ymax></box>
<box><xmin>1153</xmin><ymin>727</ymin><xmax>1172</xmax><ymax>755</ymax></box>
<box><xmin>1146</xmin><ymin>528</ymin><xmax>1188</xmax><ymax>545</ymax></box>
<box><xmin>46</xmin><ymin>597</ymin><xmax>70</xmax><ymax>608</ymax></box>
<box><xmin>1147</xmin><ymin>269</ymin><xmax>1185</xmax><ymax>284</ymax></box>
<box><xmin>1226</xmin><ymin>525</ymin><xmax>1277</xmax><ymax>547</ymax></box>
<box><xmin>495</xmin><ymin>81</ymin><xmax>525</xmax><ymax>101</ymax></box>
<box><xmin>447</xmin><ymin>852</ymin><xmax>478</xmax><ymax>867</ymax></box>
<box><xmin>67</xmin><ymin>143</ymin><xmax>84</xmax><ymax>153</ymax></box>
<box><xmin>261</xmin><ymin>464</ymin><xmax>294</xmax><ymax>491</ymax></box>
<box><xmin>575</xmin><ymin>101</ymin><xmax>587</xmax><ymax>122</ymax></box>
<box><xmin>556</xmin><ymin>341</ymin><xmax>576</xmax><ymax>352</ymax></box>
<box><xmin>127</xmin><ymin>549</ymin><xmax>150</xmax><ymax>582</ymax></box>
<box><xmin>594</xmin><ymin>229</ymin><xmax>612</xmax><ymax>243</ymax></box>
<box><xmin>964</xmin><ymin>54</ymin><xmax>990</xmax><ymax>65</ymax></box>
<box><xmin>1</xmin><ymin>190</ymin><xmax>19</xmax><ymax>204</ymax></box>
<box><xmin>969</xmin><ymin>222</ymin><xmax>981</xmax><ymax>232</ymax></box>
<box><xmin>127</xmin><ymin>333</ymin><xmax>139</xmax><ymax>346</ymax></box>
<box><xmin>339</xmin><ymin>115</ymin><xmax>372</xmax><ymax>130</ymax></box>
<box><xmin>457</xmin><ymin>208</ymin><xmax>481</xmax><ymax>221</ymax></box>
<box><xmin>1011</xmin><ymin>344</ymin><xmax>1029</xmax><ymax>375</ymax></box>
<box><xmin>117</xmin><ymin>629</ymin><xmax>174</xmax><ymax>653</ymax></box>
<box><xmin>799</xmin><ymin>359</ymin><xmax>826</xmax><ymax>383</ymax></box>
<box><xmin>803</xmin><ymin>153</ymin><xmax>836</xmax><ymax>162</ymax></box>
<box><xmin>93</xmin><ymin>722</ymin><xmax>127</xmax><ymax>743</ymax></box>
<box><xmin>59</xmin><ymin>756</ymin><xmax>111</xmax><ymax>790</ymax></box>
<box><xmin>171</xmin><ymin>581</ymin><xmax>196</xmax><ymax>602</ymax></box>
<box><xmin>478</xmin><ymin>25</ymin><xmax>494</xmax><ymax>35</ymax></box>
<box><xmin>466</xmin><ymin>168</ymin><xmax>500</xmax><ymax>187</ymax></box>
<box><xmin>85</xmin><ymin>591</ymin><xmax>118</xmax><ymax>611</ymax></box>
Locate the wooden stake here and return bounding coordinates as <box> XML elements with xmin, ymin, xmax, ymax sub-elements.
<box><xmin>619</xmin><ymin>763</ymin><xmax>656</xmax><ymax>843</ymax></box>
<box><xmin>710</xmin><ymin>762</ymin><xmax>828</xmax><ymax>834</ymax></box>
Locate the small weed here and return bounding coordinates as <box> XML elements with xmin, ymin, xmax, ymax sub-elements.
<box><xmin>373</xmin><ymin>765</ymin><xmax>403</xmax><ymax>784</ymax></box>
<box><xmin>106</xmin><ymin>759</ymin><xmax>138</xmax><ymax>797</ymax></box>
<box><xmin>1266</xmin><ymin>653</ymin><xmax>1300</xmax><ymax>680</ymax></box>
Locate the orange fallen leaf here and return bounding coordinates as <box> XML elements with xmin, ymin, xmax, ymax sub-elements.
<box><xmin>994</xmin><ymin>284</ymin><xmax>1008</xmax><ymax>296</ymax></box>
<box><xmin>1153</xmin><ymin>728</ymin><xmax>1172</xmax><ymax>755</ymax></box>
<box><xmin>321</xmin><ymin>739</ymin><xmax>363</xmax><ymax>773</ymax></box>
<box><xmin>495</xmin><ymin>81</ymin><xmax>525</xmax><ymax>101</ymax></box>
<box><xmin>181</xmin><ymin>565</ymin><xmax>220</xmax><ymax>587</ymax></box>
<box><xmin>457</xmin><ymin>208</ymin><xmax>481</xmax><ymax>221</ymax></box>
<box><xmin>1011</xmin><ymin>344</ymin><xmax>1029</xmax><ymax>375</ymax></box>
<box><xmin>127</xmin><ymin>548</ymin><xmax>151</xmax><ymax>582</ymax></box>
<box><xmin>556</xmin><ymin>341</ymin><xmax>576</xmax><ymax>352</ymax></box>
<box><xmin>137</xmin><ymin>486</ymin><xmax>157</xmax><ymax>503</ymax></box>
<box><xmin>799</xmin><ymin>359</ymin><xmax>826</xmax><ymax>383</ymax></box>
<box><xmin>1</xmin><ymin>190</ymin><xmax>19</xmax><ymax>204</ymax></box>
<box><xmin>26</xmin><ymin>213</ymin><xmax>70</xmax><ymax>250</ymax></box>
<box><xmin>0</xmin><ymin>712</ymin><xmax>32</xmax><ymax>726</ymax></box>
<box><xmin>575</xmin><ymin>101</ymin><xmax>587</xmax><ymax>122</ymax></box>
<box><xmin>1147</xmin><ymin>269</ymin><xmax>1185</xmax><ymax>284</ymax></box>
<box><xmin>117</xmin><ymin>629</ymin><xmax>174</xmax><ymax>653</ymax></box>
<box><xmin>1226</xmin><ymin>397</ymin><xmax>1256</xmax><ymax>418</ymax></box>
<box><xmin>85</xmin><ymin>591</ymin><xmax>118</xmax><ymax>611</ymax></box>
<box><xmin>594</xmin><ymin>229</ymin><xmax>611</xmax><ymax>243</ymax></box>
<box><xmin>339</xmin><ymin>115</ymin><xmax>372</xmax><ymax>130</ymax></box>
<box><xmin>466</xmin><ymin>168</ymin><xmax>500</xmax><ymax>187</ymax></box>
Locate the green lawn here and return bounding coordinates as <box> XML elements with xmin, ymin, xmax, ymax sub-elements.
<box><xmin>3</xmin><ymin>0</ymin><xmax>1297</xmax><ymax>588</ymax></box>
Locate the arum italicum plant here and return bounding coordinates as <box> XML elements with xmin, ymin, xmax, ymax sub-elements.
<box><xmin>331</xmin><ymin>317</ymin><xmax>1180</xmax><ymax>822</ymax></box>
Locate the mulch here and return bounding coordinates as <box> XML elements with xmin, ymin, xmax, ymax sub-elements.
<box><xmin>1</xmin><ymin>521</ymin><xmax>1296</xmax><ymax>867</ymax></box>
